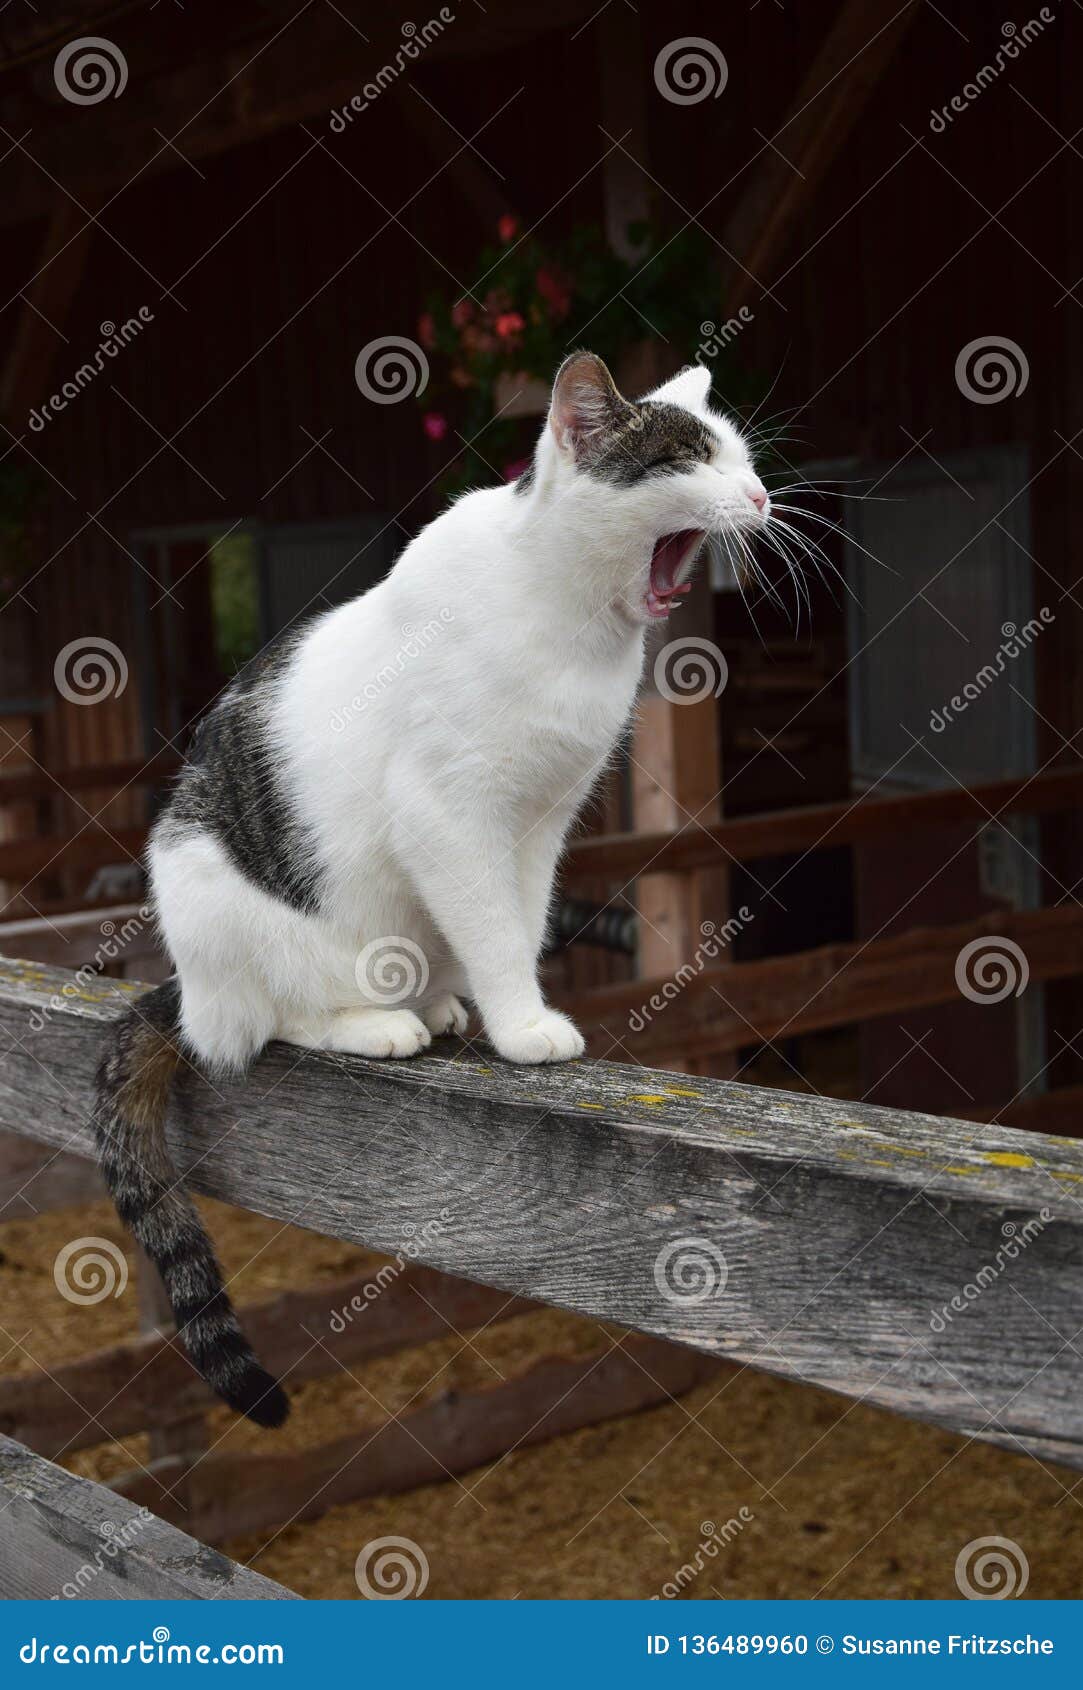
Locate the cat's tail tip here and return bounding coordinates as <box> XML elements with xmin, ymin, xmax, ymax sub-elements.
<box><xmin>228</xmin><ymin>1367</ymin><xmax>291</xmax><ymax>1428</ymax></box>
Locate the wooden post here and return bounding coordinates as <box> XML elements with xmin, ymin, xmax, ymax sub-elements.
<box><xmin>597</xmin><ymin>11</ymin><xmax>732</xmax><ymax>1075</ymax></box>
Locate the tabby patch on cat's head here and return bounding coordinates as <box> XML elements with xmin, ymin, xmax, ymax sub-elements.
<box><xmin>529</xmin><ymin>350</ymin><xmax>769</xmax><ymax>625</ymax></box>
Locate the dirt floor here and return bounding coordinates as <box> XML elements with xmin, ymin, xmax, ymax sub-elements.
<box><xmin>2</xmin><ymin>1035</ymin><xmax>1080</xmax><ymax>1601</ymax></box>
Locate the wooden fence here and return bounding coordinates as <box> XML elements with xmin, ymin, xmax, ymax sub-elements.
<box><xmin>0</xmin><ymin>955</ymin><xmax>1081</xmax><ymax>1595</ymax></box>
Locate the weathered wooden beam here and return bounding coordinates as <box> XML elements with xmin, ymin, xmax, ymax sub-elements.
<box><xmin>112</xmin><ymin>1337</ymin><xmax>716</xmax><ymax>1544</ymax></box>
<box><xmin>0</xmin><ymin>1434</ymin><xmax>296</xmax><ymax>1599</ymax></box>
<box><xmin>1</xmin><ymin>958</ymin><xmax>1082</xmax><ymax>1469</ymax></box>
<box><xmin>0</xmin><ymin>1261</ymin><xmax>533</xmax><ymax>1458</ymax></box>
<box><xmin>0</xmin><ymin>200</ymin><xmax>95</xmax><ymax>424</ymax></box>
<box><xmin>723</xmin><ymin>0</ymin><xmax>921</xmax><ymax>314</ymax></box>
<box><xmin>563</xmin><ymin>763</ymin><xmax>1083</xmax><ymax>883</ymax></box>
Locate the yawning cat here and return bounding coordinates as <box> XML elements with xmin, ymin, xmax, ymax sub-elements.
<box><xmin>93</xmin><ymin>350</ymin><xmax>769</xmax><ymax>1424</ymax></box>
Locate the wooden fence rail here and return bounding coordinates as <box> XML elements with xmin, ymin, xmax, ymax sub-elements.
<box><xmin>1</xmin><ymin>956</ymin><xmax>1082</xmax><ymax>1475</ymax></box>
<box><xmin>0</xmin><ymin>1434</ymin><xmax>295</xmax><ymax>1599</ymax></box>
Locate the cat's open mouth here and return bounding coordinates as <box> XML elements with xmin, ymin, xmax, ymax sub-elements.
<box><xmin>645</xmin><ymin>530</ymin><xmax>705</xmax><ymax>619</ymax></box>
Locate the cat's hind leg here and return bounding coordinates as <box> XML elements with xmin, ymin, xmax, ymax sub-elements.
<box><xmin>420</xmin><ymin>993</ymin><xmax>469</xmax><ymax>1037</ymax></box>
<box><xmin>281</xmin><ymin>1006</ymin><xmax>432</xmax><ymax>1059</ymax></box>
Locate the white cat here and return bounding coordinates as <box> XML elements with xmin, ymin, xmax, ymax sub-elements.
<box><xmin>93</xmin><ymin>351</ymin><xmax>768</xmax><ymax>1424</ymax></box>
<box><xmin>152</xmin><ymin>351</ymin><xmax>769</xmax><ymax>1071</ymax></box>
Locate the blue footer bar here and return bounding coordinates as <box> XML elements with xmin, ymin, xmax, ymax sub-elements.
<box><xmin>2</xmin><ymin>1601</ymin><xmax>1081</xmax><ymax>1684</ymax></box>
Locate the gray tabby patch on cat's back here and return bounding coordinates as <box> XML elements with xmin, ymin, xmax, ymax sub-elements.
<box><xmin>159</xmin><ymin>631</ymin><xmax>323</xmax><ymax>913</ymax></box>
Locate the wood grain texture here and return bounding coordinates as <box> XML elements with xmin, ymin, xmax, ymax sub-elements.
<box><xmin>0</xmin><ymin>1434</ymin><xmax>296</xmax><ymax>1599</ymax></box>
<box><xmin>562</xmin><ymin>763</ymin><xmax>1083</xmax><ymax>882</ymax></box>
<box><xmin>1</xmin><ymin>958</ymin><xmax>1082</xmax><ymax>1469</ymax></box>
<box><xmin>111</xmin><ymin>1337</ymin><xmax>717</xmax><ymax>1544</ymax></box>
<box><xmin>0</xmin><ymin>1263</ymin><xmax>533</xmax><ymax>1458</ymax></box>
<box><xmin>723</xmin><ymin>0</ymin><xmax>921</xmax><ymax>314</ymax></box>
<box><xmin>563</xmin><ymin>904</ymin><xmax>1083</xmax><ymax>1066</ymax></box>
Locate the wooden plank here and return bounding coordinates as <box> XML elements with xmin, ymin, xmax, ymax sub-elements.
<box><xmin>2</xmin><ymin>959</ymin><xmax>1083</xmax><ymax>1469</ymax></box>
<box><xmin>0</xmin><ymin>201</ymin><xmax>95</xmax><ymax>424</ymax></box>
<box><xmin>0</xmin><ymin>1263</ymin><xmax>533</xmax><ymax>1459</ymax></box>
<box><xmin>562</xmin><ymin>763</ymin><xmax>1083</xmax><ymax>883</ymax></box>
<box><xmin>0</xmin><ymin>825</ymin><xmax>146</xmax><ymax>884</ymax></box>
<box><xmin>0</xmin><ymin>1434</ymin><xmax>296</xmax><ymax>1599</ymax></box>
<box><xmin>723</xmin><ymin>0</ymin><xmax>921</xmax><ymax>314</ymax></box>
<box><xmin>0</xmin><ymin>752</ymin><xmax>179</xmax><ymax>804</ymax></box>
<box><xmin>0</xmin><ymin>1130</ymin><xmax>103</xmax><ymax>1220</ymax></box>
<box><xmin>562</xmin><ymin>904</ymin><xmax>1083</xmax><ymax>1065</ymax></box>
<box><xmin>0</xmin><ymin>903</ymin><xmax>157</xmax><ymax>971</ymax></box>
<box><xmin>112</xmin><ymin>1337</ymin><xmax>716</xmax><ymax>1543</ymax></box>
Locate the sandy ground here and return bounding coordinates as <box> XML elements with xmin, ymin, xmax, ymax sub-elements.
<box><xmin>2</xmin><ymin>1176</ymin><xmax>1080</xmax><ymax>1602</ymax></box>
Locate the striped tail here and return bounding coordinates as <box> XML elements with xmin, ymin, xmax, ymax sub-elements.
<box><xmin>93</xmin><ymin>978</ymin><xmax>289</xmax><ymax>1428</ymax></box>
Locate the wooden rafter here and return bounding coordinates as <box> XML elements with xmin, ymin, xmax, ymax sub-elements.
<box><xmin>723</xmin><ymin>0</ymin><xmax>921</xmax><ymax>313</ymax></box>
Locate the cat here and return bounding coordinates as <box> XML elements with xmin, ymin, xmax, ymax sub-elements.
<box><xmin>92</xmin><ymin>350</ymin><xmax>770</xmax><ymax>1425</ymax></box>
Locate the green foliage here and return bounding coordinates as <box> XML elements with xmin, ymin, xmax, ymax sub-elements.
<box><xmin>417</xmin><ymin>221</ymin><xmax>763</xmax><ymax>496</ymax></box>
<box><xmin>210</xmin><ymin>532</ymin><xmax>260</xmax><ymax>675</ymax></box>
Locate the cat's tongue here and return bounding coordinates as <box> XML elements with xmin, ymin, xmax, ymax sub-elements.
<box><xmin>646</xmin><ymin>530</ymin><xmax>703</xmax><ymax>619</ymax></box>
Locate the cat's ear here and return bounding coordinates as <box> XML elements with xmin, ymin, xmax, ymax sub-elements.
<box><xmin>549</xmin><ymin>351</ymin><xmax>630</xmax><ymax>459</ymax></box>
<box><xmin>646</xmin><ymin>363</ymin><xmax>712</xmax><ymax>413</ymax></box>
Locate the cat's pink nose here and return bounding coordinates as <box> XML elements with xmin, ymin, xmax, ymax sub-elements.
<box><xmin>748</xmin><ymin>486</ymin><xmax>768</xmax><ymax>512</ymax></box>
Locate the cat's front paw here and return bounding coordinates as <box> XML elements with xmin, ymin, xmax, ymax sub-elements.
<box><xmin>491</xmin><ymin>1010</ymin><xmax>586</xmax><ymax>1065</ymax></box>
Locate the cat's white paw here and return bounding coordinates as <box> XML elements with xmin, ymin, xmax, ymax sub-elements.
<box><xmin>328</xmin><ymin>1008</ymin><xmax>432</xmax><ymax>1059</ymax></box>
<box><xmin>491</xmin><ymin>1010</ymin><xmax>586</xmax><ymax>1065</ymax></box>
<box><xmin>421</xmin><ymin>993</ymin><xmax>469</xmax><ymax>1037</ymax></box>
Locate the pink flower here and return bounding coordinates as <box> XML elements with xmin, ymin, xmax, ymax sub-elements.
<box><xmin>451</xmin><ymin>299</ymin><xmax>475</xmax><ymax>329</ymax></box>
<box><xmin>495</xmin><ymin>311</ymin><xmax>525</xmax><ymax>342</ymax></box>
<box><xmin>503</xmin><ymin>456</ymin><xmax>531</xmax><ymax>482</ymax></box>
<box><xmin>536</xmin><ymin>266</ymin><xmax>571</xmax><ymax>319</ymax></box>
<box><xmin>417</xmin><ymin>311</ymin><xmax>437</xmax><ymax>350</ymax></box>
<box><xmin>422</xmin><ymin>411</ymin><xmax>448</xmax><ymax>441</ymax></box>
<box><xmin>498</xmin><ymin>214</ymin><xmax>520</xmax><ymax>243</ymax></box>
